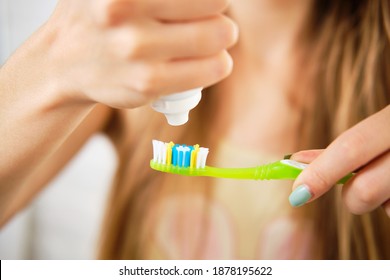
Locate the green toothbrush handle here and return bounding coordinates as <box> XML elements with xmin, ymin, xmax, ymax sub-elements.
<box><xmin>204</xmin><ymin>160</ymin><xmax>353</xmax><ymax>183</ymax></box>
<box><xmin>203</xmin><ymin>161</ymin><xmax>300</xmax><ymax>180</ymax></box>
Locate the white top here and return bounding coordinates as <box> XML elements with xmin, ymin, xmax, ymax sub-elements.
<box><xmin>151</xmin><ymin>88</ymin><xmax>202</xmax><ymax>126</ymax></box>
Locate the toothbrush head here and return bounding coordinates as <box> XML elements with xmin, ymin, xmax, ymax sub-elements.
<box><xmin>151</xmin><ymin>140</ymin><xmax>210</xmax><ymax>176</ymax></box>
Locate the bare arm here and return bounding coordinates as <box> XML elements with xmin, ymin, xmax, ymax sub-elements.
<box><xmin>0</xmin><ymin>104</ymin><xmax>112</xmax><ymax>226</ymax></box>
<box><xmin>0</xmin><ymin>24</ymin><xmax>98</xmax><ymax>222</ymax></box>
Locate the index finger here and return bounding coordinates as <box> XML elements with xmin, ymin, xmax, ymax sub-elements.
<box><xmin>290</xmin><ymin>105</ymin><xmax>390</xmax><ymax>206</ymax></box>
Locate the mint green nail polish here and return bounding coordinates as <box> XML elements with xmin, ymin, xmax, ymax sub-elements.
<box><xmin>289</xmin><ymin>184</ymin><xmax>312</xmax><ymax>207</ymax></box>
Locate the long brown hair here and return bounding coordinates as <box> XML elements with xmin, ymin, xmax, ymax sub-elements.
<box><xmin>303</xmin><ymin>0</ymin><xmax>390</xmax><ymax>259</ymax></box>
<box><xmin>98</xmin><ymin>0</ymin><xmax>390</xmax><ymax>259</ymax></box>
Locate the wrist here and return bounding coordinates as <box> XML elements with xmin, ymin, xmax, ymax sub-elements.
<box><xmin>1</xmin><ymin>21</ymin><xmax>95</xmax><ymax>113</ymax></box>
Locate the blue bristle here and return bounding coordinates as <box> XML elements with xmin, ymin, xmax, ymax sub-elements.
<box><xmin>172</xmin><ymin>144</ymin><xmax>179</xmax><ymax>166</ymax></box>
<box><xmin>183</xmin><ymin>146</ymin><xmax>194</xmax><ymax>167</ymax></box>
<box><xmin>171</xmin><ymin>144</ymin><xmax>194</xmax><ymax>167</ymax></box>
<box><xmin>177</xmin><ymin>147</ymin><xmax>183</xmax><ymax>166</ymax></box>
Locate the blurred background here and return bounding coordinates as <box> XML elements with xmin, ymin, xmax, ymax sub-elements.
<box><xmin>0</xmin><ymin>0</ymin><xmax>117</xmax><ymax>259</ymax></box>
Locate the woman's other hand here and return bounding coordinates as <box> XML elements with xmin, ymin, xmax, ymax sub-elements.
<box><xmin>48</xmin><ymin>0</ymin><xmax>238</xmax><ymax>108</ymax></box>
<box><xmin>288</xmin><ymin>105</ymin><xmax>390</xmax><ymax>217</ymax></box>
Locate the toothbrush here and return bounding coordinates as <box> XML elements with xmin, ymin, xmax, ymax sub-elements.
<box><xmin>150</xmin><ymin>140</ymin><xmax>353</xmax><ymax>183</ymax></box>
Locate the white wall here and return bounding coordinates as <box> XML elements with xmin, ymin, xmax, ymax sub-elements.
<box><xmin>0</xmin><ymin>0</ymin><xmax>117</xmax><ymax>259</ymax></box>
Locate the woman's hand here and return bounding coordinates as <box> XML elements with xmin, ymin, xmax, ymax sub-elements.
<box><xmin>48</xmin><ymin>0</ymin><xmax>238</xmax><ymax>108</ymax></box>
<box><xmin>0</xmin><ymin>0</ymin><xmax>238</xmax><ymax>224</ymax></box>
<box><xmin>288</xmin><ymin>105</ymin><xmax>390</xmax><ymax>217</ymax></box>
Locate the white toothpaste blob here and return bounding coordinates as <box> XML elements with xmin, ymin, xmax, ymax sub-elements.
<box><xmin>151</xmin><ymin>88</ymin><xmax>202</xmax><ymax>126</ymax></box>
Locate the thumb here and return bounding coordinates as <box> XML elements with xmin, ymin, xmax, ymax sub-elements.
<box><xmin>288</xmin><ymin>156</ymin><xmax>338</xmax><ymax>207</ymax></box>
<box><xmin>287</xmin><ymin>149</ymin><xmax>327</xmax><ymax>207</ymax></box>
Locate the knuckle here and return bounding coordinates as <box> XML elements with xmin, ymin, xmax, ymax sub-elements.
<box><xmin>337</xmin><ymin>130</ymin><xmax>367</xmax><ymax>163</ymax></box>
<box><xmin>351</xmin><ymin>176</ymin><xmax>379</xmax><ymax>210</ymax></box>
<box><xmin>190</xmin><ymin>26</ymin><xmax>210</xmax><ymax>53</ymax></box>
<box><xmin>107</xmin><ymin>28</ymin><xmax>147</xmax><ymax>59</ymax></box>
<box><xmin>126</xmin><ymin>37</ymin><xmax>147</xmax><ymax>59</ymax></box>
<box><xmin>100</xmin><ymin>0</ymin><xmax>138</xmax><ymax>27</ymax></box>
<box><xmin>117</xmin><ymin>28</ymin><xmax>151</xmax><ymax>59</ymax></box>
<box><xmin>133</xmin><ymin>64</ymin><xmax>162</xmax><ymax>96</ymax></box>
<box><xmin>308</xmin><ymin>166</ymin><xmax>331</xmax><ymax>192</ymax></box>
<box><xmin>343</xmin><ymin>175</ymin><xmax>380</xmax><ymax>215</ymax></box>
<box><xmin>193</xmin><ymin>16</ymin><xmax>237</xmax><ymax>55</ymax></box>
<box><xmin>204</xmin><ymin>16</ymin><xmax>238</xmax><ymax>52</ymax></box>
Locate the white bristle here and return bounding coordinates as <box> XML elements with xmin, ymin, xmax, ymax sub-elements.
<box><xmin>163</xmin><ymin>143</ymin><xmax>169</xmax><ymax>164</ymax></box>
<box><xmin>152</xmin><ymin>139</ymin><xmax>168</xmax><ymax>164</ymax></box>
<box><xmin>196</xmin><ymin>147</ymin><xmax>209</xmax><ymax>168</ymax></box>
<box><xmin>152</xmin><ymin>140</ymin><xmax>159</xmax><ymax>162</ymax></box>
<box><xmin>158</xmin><ymin>141</ymin><xmax>166</xmax><ymax>164</ymax></box>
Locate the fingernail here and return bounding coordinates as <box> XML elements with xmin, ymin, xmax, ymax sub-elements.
<box><xmin>289</xmin><ymin>184</ymin><xmax>312</xmax><ymax>207</ymax></box>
